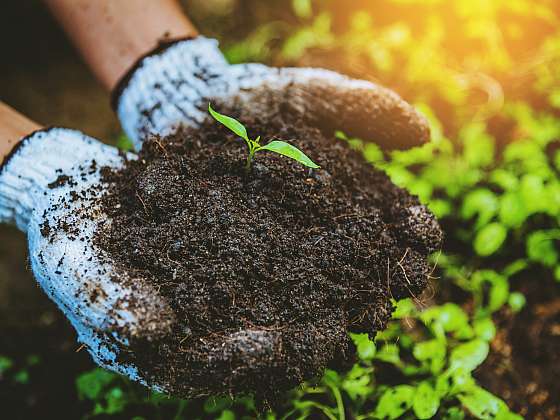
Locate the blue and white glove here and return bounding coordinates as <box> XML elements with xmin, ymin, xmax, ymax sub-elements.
<box><xmin>0</xmin><ymin>128</ymin><xmax>174</xmax><ymax>390</ymax></box>
<box><xmin>115</xmin><ymin>36</ymin><xmax>430</xmax><ymax>150</ymax></box>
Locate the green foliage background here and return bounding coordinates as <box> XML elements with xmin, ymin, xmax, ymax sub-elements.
<box><xmin>4</xmin><ymin>0</ymin><xmax>560</xmax><ymax>418</ymax></box>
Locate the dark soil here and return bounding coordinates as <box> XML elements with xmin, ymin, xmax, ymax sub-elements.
<box><xmin>476</xmin><ymin>271</ymin><xmax>560</xmax><ymax>419</ymax></box>
<box><xmin>95</xmin><ymin>114</ymin><xmax>442</xmax><ymax>402</ymax></box>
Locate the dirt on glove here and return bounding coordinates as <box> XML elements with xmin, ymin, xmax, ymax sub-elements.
<box><xmin>94</xmin><ymin>112</ymin><xmax>442</xmax><ymax>404</ymax></box>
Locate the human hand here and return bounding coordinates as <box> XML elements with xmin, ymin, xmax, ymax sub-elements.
<box><xmin>0</xmin><ymin>128</ymin><xmax>175</xmax><ymax>390</ymax></box>
<box><xmin>114</xmin><ymin>37</ymin><xmax>430</xmax><ymax>151</ymax></box>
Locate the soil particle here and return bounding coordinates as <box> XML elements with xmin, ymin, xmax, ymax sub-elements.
<box><xmin>95</xmin><ymin>114</ymin><xmax>442</xmax><ymax>402</ymax></box>
<box><xmin>47</xmin><ymin>174</ymin><xmax>76</xmax><ymax>189</ymax></box>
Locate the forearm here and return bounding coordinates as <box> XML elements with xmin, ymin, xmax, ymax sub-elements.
<box><xmin>0</xmin><ymin>103</ymin><xmax>41</xmax><ymax>165</ymax></box>
<box><xmin>43</xmin><ymin>0</ymin><xmax>198</xmax><ymax>91</ymax></box>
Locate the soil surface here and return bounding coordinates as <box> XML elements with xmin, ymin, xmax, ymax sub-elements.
<box><xmin>95</xmin><ymin>115</ymin><xmax>442</xmax><ymax>402</ymax></box>
<box><xmin>476</xmin><ymin>271</ymin><xmax>560</xmax><ymax>419</ymax></box>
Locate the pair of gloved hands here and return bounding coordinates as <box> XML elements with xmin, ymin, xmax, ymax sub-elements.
<box><xmin>0</xmin><ymin>37</ymin><xmax>429</xmax><ymax>392</ymax></box>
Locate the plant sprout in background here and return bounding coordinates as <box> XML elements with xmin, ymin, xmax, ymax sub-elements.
<box><xmin>208</xmin><ymin>104</ymin><xmax>320</xmax><ymax>171</ymax></box>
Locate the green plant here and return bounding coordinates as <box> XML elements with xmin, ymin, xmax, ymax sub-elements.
<box><xmin>273</xmin><ymin>299</ymin><xmax>521</xmax><ymax>420</ymax></box>
<box><xmin>208</xmin><ymin>104</ymin><xmax>320</xmax><ymax>171</ymax></box>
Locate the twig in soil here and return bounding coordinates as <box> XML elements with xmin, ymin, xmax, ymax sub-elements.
<box><xmin>313</xmin><ymin>236</ymin><xmax>325</xmax><ymax>245</ymax></box>
<box><xmin>386</xmin><ymin>258</ymin><xmax>395</xmax><ymax>300</ymax></box>
<box><xmin>428</xmin><ymin>249</ymin><xmax>442</xmax><ymax>279</ymax></box>
<box><xmin>333</xmin><ymin>213</ymin><xmax>360</xmax><ymax>220</ymax></box>
<box><xmin>153</xmin><ymin>138</ymin><xmax>169</xmax><ymax>156</ymax></box>
<box><xmin>165</xmin><ymin>246</ymin><xmax>181</xmax><ymax>265</ymax></box>
<box><xmin>396</xmin><ymin>248</ymin><xmax>412</xmax><ymax>285</ymax></box>
<box><xmin>397</xmin><ymin>259</ymin><xmax>412</xmax><ymax>285</ymax></box>
<box><xmin>135</xmin><ymin>192</ymin><xmax>150</xmax><ymax>216</ymax></box>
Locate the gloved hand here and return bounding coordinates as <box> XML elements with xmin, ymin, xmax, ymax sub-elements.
<box><xmin>0</xmin><ymin>37</ymin><xmax>432</xmax><ymax>397</ymax></box>
<box><xmin>114</xmin><ymin>36</ymin><xmax>429</xmax><ymax>150</ymax></box>
<box><xmin>0</xmin><ymin>128</ymin><xmax>174</xmax><ymax>390</ymax></box>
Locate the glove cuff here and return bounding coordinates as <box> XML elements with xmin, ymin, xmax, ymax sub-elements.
<box><xmin>113</xmin><ymin>36</ymin><xmax>228</xmax><ymax>150</ymax></box>
<box><xmin>0</xmin><ymin>128</ymin><xmax>114</xmax><ymax>230</ymax></box>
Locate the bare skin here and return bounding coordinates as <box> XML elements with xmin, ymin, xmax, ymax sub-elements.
<box><xmin>43</xmin><ymin>0</ymin><xmax>198</xmax><ymax>91</ymax></box>
<box><xmin>0</xmin><ymin>103</ymin><xmax>41</xmax><ymax>165</ymax></box>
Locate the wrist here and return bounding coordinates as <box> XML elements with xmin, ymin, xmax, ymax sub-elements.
<box><xmin>0</xmin><ymin>102</ymin><xmax>42</xmax><ymax>165</ymax></box>
<box><xmin>45</xmin><ymin>0</ymin><xmax>198</xmax><ymax>91</ymax></box>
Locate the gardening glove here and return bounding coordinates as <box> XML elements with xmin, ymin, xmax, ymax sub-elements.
<box><xmin>0</xmin><ymin>128</ymin><xmax>175</xmax><ymax>390</ymax></box>
<box><xmin>114</xmin><ymin>36</ymin><xmax>430</xmax><ymax>151</ymax></box>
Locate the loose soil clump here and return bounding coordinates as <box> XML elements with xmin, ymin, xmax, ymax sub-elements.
<box><xmin>96</xmin><ymin>114</ymin><xmax>442</xmax><ymax>402</ymax></box>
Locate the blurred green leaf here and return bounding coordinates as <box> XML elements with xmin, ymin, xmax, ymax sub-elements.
<box><xmin>115</xmin><ymin>134</ymin><xmax>134</xmax><ymax>151</ymax></box>
<box><xmin>392</xmin><ymin>298</ymin><xmax>417</xmax><ymax>319</ymax></box>
<box><xmin>526</xmin><ymin>230</ymin><xmax>560</xmax><ymax>267</ymax></box>
<box><xmin>13</xmin><ymin>370</ymin><xmax>29</xmax><ymax>384</ymax></box>
<box><xmin>473</xmin><ymin>318</ymin><xmax>496</xmax><ymax>341</ymax></box>
<box><xmin>374</xmin><ymin>343</ymin><xmax>401</xmax><ymax>366</ymax></box>
<box><xmin>413</xmin><ymin>339</ymin><xmax>446</xmax><ymax>374</ymax></box>
<box><xmin>76</xmin><ymin>369</ymin><xmax>117</xmax><ymax>401</ymax></box>
<box><xmin>489</xmin><ymin>169</ymin><xmax>518</xmax><ymax>191</ymax></box>
<box><xmin>0</xmin><ymin>356</ymin><xmax>13</xmax><ymax>374</ymax></box>
<box><xmin>105</xmin><ymin>387</ymin><xmax>126</xmax><ymax>414</ymax></box>
<box><xmin>375</xmin><ymin>385</ymin><xmax>415</xmax><ymax>419</ymax></box>
<box><xmin>413</xmin><ymin>381</ymin><xmax>440</xmax><ymax>419</ymax></box>
<box><xmin>461</xmin><ymin>189</ymin><xmax>499</xmax><ymax>228</ymax></box>
<box><xmin>204</xmin><ymin>396</ymin><xmax>233</xmax><ymax>414</ymax></box>
<box><xmin>508</xmin><ymin>292</ymin><xmax>526</xmax><ymax>312</ymax></box>
<box><xmin>450</xmin><ymin>340</ymin><xmax>489</xmax><ymax>372</ymax></box>
<box><xmin>458</xmin><ymin>386</ymin><xmax>508</xmax><ymax>420</ymax></box>
<box><xmin>342</xmin><ymin>364</ymin><xmax>374</xmax><ymax>400</ymax></box>
<box><xmin>292</xmin><ymin>0</ymin><xmax>312</xmax><ymax>18</ymax></box>
<box><xmin>498</xmin><ymin>193</ymin><xmax>527</xmax><ymax>228</ymax></box>
<box><xmin>461</xmin><ymin>123</ymin><xmax>495</xmax><ymax>168</ymax></box>
<box><xmin>350</xmin><ymin>333</ymin><xmax>376</xmax><ymax>361</ymax></box>
<box><xmin>217</xmin><ymin>409</ymin><xmax>236</xmax><ymax>420</ymax></box>
<box><xmin>474</xmin><ymin>223</ymin><xmax>507</xmax><ymax>256</ymax></box>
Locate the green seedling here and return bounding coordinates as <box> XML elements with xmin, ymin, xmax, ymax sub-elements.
<box><xmin>208</xmin><ymin>104</ymin><xmax>320</xmax><ymax>171</ymax></box>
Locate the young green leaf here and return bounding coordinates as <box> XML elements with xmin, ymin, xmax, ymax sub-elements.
<box><xmin>350</xmin><ymin>333</ymin><xmax>376</xmax><ymax>361</ymax></box>
<box><xmin>474</xmin><ymin>223</ymin><xmax>507</xmax><ymax>256</ymax></box>
<box><xmin>508</xmin><ymin>292</ymin><xmax>526</xmax><ymax>313</ymax></box>
<box><xmin>208</xmin><ymin>104</ymin><xmax>250</xmax><ymax>142</ymax></box>
<box><xmin>457</xmin><ymin>386</ymin><xmax>509</xmax><ymax>419</ymax></box>
<box><xmin>526</xmin><ymin>229</ymin><xmax>560</xmax><ymax>267</ymax></box>
<box><xmin>449</xmin><ymin>339</ymin><xmax>489</xmax><ymax>372</ymax></box>
<box><xmin>76</xmin><ymin>368</ymin><xmax>117</xmax><ymax>401</ymax></box>
<box><xmin>259</xmin><ymin>140</ymin><xmax>320</xmax><ymax>168</ymax></box>
<box><xmin>413</xmin><ymin>381</ymin><xmax>440</xmax><ymax>419</ymax></box>
<box><xmin>473</xmin><ymin>318</ymin><xmax>496</xmax><ymax>341</ymax></box>
<box><xmin>375</xmin><ymin>385</ymin><xmax>415</xmax><ymax>420</ymax></box>
<box><xmin>0</xmin><ymin>356</ymin><xmax>13</xmax><ymax>374</ymax></box>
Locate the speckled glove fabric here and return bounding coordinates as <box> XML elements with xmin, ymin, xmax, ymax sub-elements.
<box><xmin>115</xmin><ymin>36</ymin><xmax>429</xmax><ymax>151</ymax></box>
<box><xmin>0</xmin><ymin>128</ymin><xmax>174</xmax><ymax>389</ymax></box>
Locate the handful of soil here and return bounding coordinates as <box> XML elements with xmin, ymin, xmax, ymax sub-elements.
<box><xmin>96</xmin><ymin>114</ymin><xmax>442</xmax><ymax>402</ymax></box>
